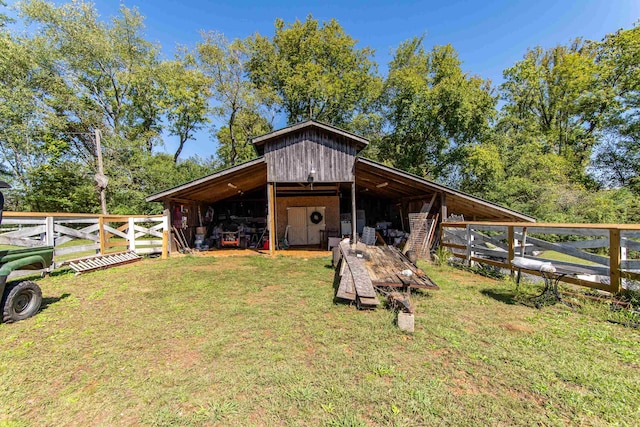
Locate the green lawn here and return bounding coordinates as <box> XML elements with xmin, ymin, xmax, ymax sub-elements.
<box><xmin>0</xmin><ymin>254</ymin><xmax>638</xmax><ymax>426</ymax></box>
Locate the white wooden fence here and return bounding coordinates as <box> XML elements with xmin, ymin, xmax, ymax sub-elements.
<box><xmin>0</xmin><ymin>212</ymin><xmax>168</xmax><ymax>267</ymax></box>
<box><xmin>441</xmin><ymin>222</ymin><xmax>640</xmax><ymax>294</ymax></box>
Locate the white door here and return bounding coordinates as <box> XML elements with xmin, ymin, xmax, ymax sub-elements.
<box><xmin>287</xmin><ymin>207</ymin><xmax>307</xmax><ymax>245</ymax></box>
<box><xmin>306</xmin><ymin>207</ymin><xmax>326</xmax><ymax>245</ymax></box>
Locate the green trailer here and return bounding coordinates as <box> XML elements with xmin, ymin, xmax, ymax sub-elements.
<box><xmin>0</xmin><ymin>182</ymin><xmax>54</xmax><ymax>323</ymax></box>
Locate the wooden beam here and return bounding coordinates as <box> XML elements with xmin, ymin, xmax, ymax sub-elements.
<box><xmin>440</xmin><ymin>192</ymin><xmax>447</xmax><ymax>221</ymax></box>
<box><xmin>267</xmin><ymin>182</ymin><xmax>275</xmax><ymax>254</ymax></box>
<box><xmin>98</xmin><ymin>216</ymin><xmax>106</xmax><ymax>255</ymax></box>
<box><xmin>351</xmin><ymin>181</ymin><xmax>357</xmax><ymax>243</ymax></box>
<box><xmin>610</xmin><ymin>228</ymin><xmax>621</xmax><ymax>293</ymax></box>
<box><xmin>507</xmin><ymin>226</ymin><xmax>514</xmax><ymax>278</ymax></box>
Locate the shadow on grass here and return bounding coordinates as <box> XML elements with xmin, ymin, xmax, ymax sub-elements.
<box><xmin>48</xmin><ymin>267</ymin><xmax>75</xmax><ymax>278</ymax></box>
<box><xmin>40</xmin><ymin>293</ymin><xmax>70</xmax><ymax>313</ymax></box>
<box><xmin>480</xmin><ymin>288</ymin><xmax>519</xmax><ymax>305</ymax></box>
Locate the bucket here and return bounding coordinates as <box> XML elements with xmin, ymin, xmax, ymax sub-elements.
<box><xmin>194</xmin><ymin>233</ymin><xmax>205</xmax><ymax>249</ymax></box>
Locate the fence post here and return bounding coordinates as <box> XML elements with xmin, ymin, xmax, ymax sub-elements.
<box><xmin>162</xmin><ymin>214</ymin><xmax>169</xmax><ymax>259</ymax></box>
<box><xmin>609</xmin><ymin>228</ymin><xmax>621</xmax><ymax>293</ymax></box>
<box><xmin>508</xmin><ymin>225</ymin><xmax>515</xmax><ymax>277</ymax></box>
<box><xmin>98</xmin><ymin>216</ymin><xmax>106</xmax><ymax>255</ymax></box>
<box><xmin>45</xmin><ymin>216</ymin><xmax>55</xmax><ymax>246</ymax></box>
<box><xmin>128</xmin><ymin>217</ymin><xmax>136</xmax><ymax>252</ymax></box>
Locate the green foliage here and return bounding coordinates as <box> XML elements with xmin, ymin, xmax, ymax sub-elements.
<box><xmin>18</xmin><ymin>161</ymin><xmax>96</xmax><ymax>213</ymax></box>
<box><xmin>246</xmin><ymin>15</ymin><xmax>382</xmax><ymax>129</ymax></box>
<box><xmin>377</xmin><ymin>36</ymin><xmax>496</xmax><ymax>181</ymax></box>
<box><xmin>501</xmin><ymin>41</ymin><xmax>604</xmax><ymax>166</ymax></box>
<box><xmin>0</xmin><ymin>1</ymin><xmax>638</xmax><ymax>224</ymax></box>
<box><xmin>197</xmin><ymin>32</ymin><xmax>271</xmax><ymax>167</ymax></box>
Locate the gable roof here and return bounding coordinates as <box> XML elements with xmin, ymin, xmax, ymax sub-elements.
<box><xmin>252</xmin><ymin>119</ymin><xmax>369</xmax><ymax>155</ymax></box>
<box><xmin>146</xmin><ymin>157</ymin><xmax>266</xmax><ymax>204</ymax></box>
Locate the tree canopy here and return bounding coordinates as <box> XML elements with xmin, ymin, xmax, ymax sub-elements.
<box><xmin>0</xmin><ymin>1</ymin><xmax>638</xmax><ymax>223</ymax></box>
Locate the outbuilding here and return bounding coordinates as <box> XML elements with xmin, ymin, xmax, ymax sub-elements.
<box><xmin>147</xmin><ymin>120</ymin><xmax>533</xmax><ymax>253</ymax></box>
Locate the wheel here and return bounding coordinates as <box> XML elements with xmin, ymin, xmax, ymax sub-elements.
<box><xmin>2</xmin><ymin>281</ymin><xmax>42</xmax><ymax>323</ymax></box>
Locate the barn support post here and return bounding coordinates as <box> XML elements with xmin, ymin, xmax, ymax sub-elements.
<box><xmin>351</xmin><ymin>181</ymin><xmax>357</xmax><ymax>244</ymax></box>
<box><xmin>163</xmin><ymin>206</ymin><xmax>171</xmax><ymax>257</ymax></box>
<box><xmin>161</xmin><ymin>211</ymin><xmax>169</xmax><ymax>259</ymax></box>
<box><xmin>440</xmin><ymin>192</ymin><xmax>447</xmax><ymax>221</ymax></box>
<box><xmin>267</xmin><ymin>182</ymin><xmax>275</xmax><ymax>254</ymax></box>
<box><xmin>508</xmin><ymin>226</ymin><xmax>515</xmax><ymax>278</ymax></box>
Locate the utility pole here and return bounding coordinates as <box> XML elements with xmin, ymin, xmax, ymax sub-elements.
<box><xmin>94</xmin><ymin>129</ymin><xmax>108</xmax><ymax>215</ymax></box>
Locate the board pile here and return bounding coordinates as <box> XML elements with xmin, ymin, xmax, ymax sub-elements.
<box><xmin>336</xmin><ymin>241</ymin><xmax>380</xmax><ymax>308</ymax></box>
<box><xmin>335</xmin><ymin>240</ymin><xmax>438</xmax><ymax>310</ymax></box>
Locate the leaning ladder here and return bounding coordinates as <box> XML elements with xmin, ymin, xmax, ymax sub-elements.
<box><xmin>66</xmin><ymin>251</ymin><xmax>142</xmax><ymax>275</ymax></box>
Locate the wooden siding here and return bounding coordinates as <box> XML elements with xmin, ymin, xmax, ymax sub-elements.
<box><xmin>275</xmin><ymin>195</ymin><xmax>340</xmax><ymax>244</ymax></box>
<box><xmin>264</xmin><ymin>128</ymin><xmax>357</xmax><ymax>183</ymax></box>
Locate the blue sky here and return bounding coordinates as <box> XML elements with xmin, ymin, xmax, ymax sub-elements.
<box><xmin>8</xmin><ymin>0</ymin><xmax>640</xmax><ymax>159</ymax></box>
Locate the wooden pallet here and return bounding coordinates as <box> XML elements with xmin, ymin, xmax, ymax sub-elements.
<box><xmin>66</xmin><ymin>251</ymin><xmax>142</xmax><ymax>275</ymax></box>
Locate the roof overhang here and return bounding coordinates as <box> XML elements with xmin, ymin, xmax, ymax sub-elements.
<box><xmin>355</xmin><ymin>158</ymin><xmax>535</xmax><ymax>222</ymax></box>
<box><xmin>146</xmin><ymin>157</ymin><xmax>267</xmax><ymax>204</ymax></box>
<box><xmin>252</xmin><ymin>119</ymin><xmax>369</xmax><ymax>155</ymax></box>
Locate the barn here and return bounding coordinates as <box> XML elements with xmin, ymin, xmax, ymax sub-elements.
<box><xmin>147</xmin><ymin>120</ymin><xmax>534</xmax><ymax>253</ymax></box>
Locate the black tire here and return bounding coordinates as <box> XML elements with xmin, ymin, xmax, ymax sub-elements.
<box><xmin>2</xmin><ymin>281</ymin><xmax>42</xmax><ymax>323</ymax></box>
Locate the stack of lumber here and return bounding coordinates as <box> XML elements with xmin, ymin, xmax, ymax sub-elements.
<box><xmin>404</xmin><ymin>213</ymin><xmax>437</xmax><ymax>259</ymax></box>
<box><xmin>335</xmin><ymin>241</ymin><xmax>439</xmax><ymax>310</ymax></box>
<box><xmin>336</xmin><ymin>241</ymin><xmax>380</xmax><ymax>308</ymax></box>
<box><xmin>363</xmin><ymin>244</ymin><xmax>438</xmax><ymax>290</ymax></box>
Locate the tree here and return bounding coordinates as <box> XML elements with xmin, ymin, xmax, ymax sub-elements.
<box><xmin>591</xmin><ymin>24</ymin><xmax>640</xmax><ymax>191</ymax></box>
<box><xmin>500</xmin><ymin>41</ymin><xmax>605</xmax><ymax>183</ymax></box>
<box><xmin>246</xmin><ymin>15</ymin><xmax>381</xmax><ymax>129</ymax></box>
<box><xmin>18</xmin><ymin>0</ymin><xmax>165</xmax><ymax>212</ymax></box>
<box><xmin>197</xmin><ymin>32</ymin><xmax>271</xmax><ymax>167</ymax></box>
<box><xmin>159</xmin><ymin>53</ymin><xmax>210</xmax><ymax>163</ymax></box>
<box><xmin>377</xmin><ymin>36</ymin><xmax>496</xmax><ymax>182</ymax></box>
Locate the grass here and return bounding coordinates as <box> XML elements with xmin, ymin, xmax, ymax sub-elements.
<box><xmin>0</xmin><ymin>254</ymin><xmax>639</xmax><ymax>426</ymax></box>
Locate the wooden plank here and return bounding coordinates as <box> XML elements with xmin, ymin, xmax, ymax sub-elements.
<box><xmin>610</xmin><ymin>229</ymin><xmax>621</xmax><ymax>293</ymax></box>
<box><xmin>441</xmin><ymin>242</ymin><xmax>467</xmax><ymax>250</ymax></box>
<box><xmin>620</xmin><ymin>259</ymin><xmax>640</xmax><ymax>269</ymax></box>
<box><xmin>339</xmin><ymin>241</ymin><xmax>376</xmax><ymax>298</ymax></box>
<box><xmin>0</xmin><ymin>236</ymin><xmax>46</xmax><ymax>248</ymax></box>
<box><xmin>563</xmin><ymin>238</ymin><xmax>610</xmax><ymax>249</ymax></box>
<box><xmin>524</xmin><ymin>235</ymin><xmax>610</xmax><ymax>266</ymax></box>
<box><xmin>0</xmin><ymin>225</ymin><xmax>46</xmax><ymax>239</ymax></box>
<box><xmin>54</xmin><ymin>243</ymin><xmax>100</xmax><ymax>256</ymax></box>
<box><xmin>621</xmin><ymin>238</ymin><xmax>640</xmax><ymax>251</ymax></box>
<box><xmin>54</xmin><ymin>224</ymin><xmax>100</xmax><ymax>242</ymax></box>
<box><xmin>621</xmin><ymin>270</ymin><xmax>640</xmax><ymax>281</ymax></box>
<box><xmin>471</xmin><ymin>247</ymin><xmax>509</xmax><ymax>259</ymax></box>
<box><xmin>445</xmin><ymin>221</ymin><xmax>640</xmax><ymax>231</ymax></box>
<box><xmin>470</xmin><ymin>256</ymin><xmax>510</xmax><ymax>269</ymax></box>
<box><xmin>357</xmin><ymin>296</ymin><xmax>379</xmax><ymax>308</ymax></box>
<box><xmin>336</xmin><ymin>263</ymin><xmax>356</xmax><ymax>301</ymax></box>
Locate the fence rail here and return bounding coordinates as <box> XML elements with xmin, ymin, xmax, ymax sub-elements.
<box><xmin>441</xmin><ymin>222</ymin><xmax>640</xmax><ymax>294</ymax></box>
<box><xmin>0</xmin><ymin>212</ymin><xmax>169</xmax><ymax>268</ymax></box>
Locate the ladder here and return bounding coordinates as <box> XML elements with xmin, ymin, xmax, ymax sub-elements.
<box><xmin>66</xmin><ymin>251</ymin><xmax>142</xmax><ymax>275</ymax></box>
